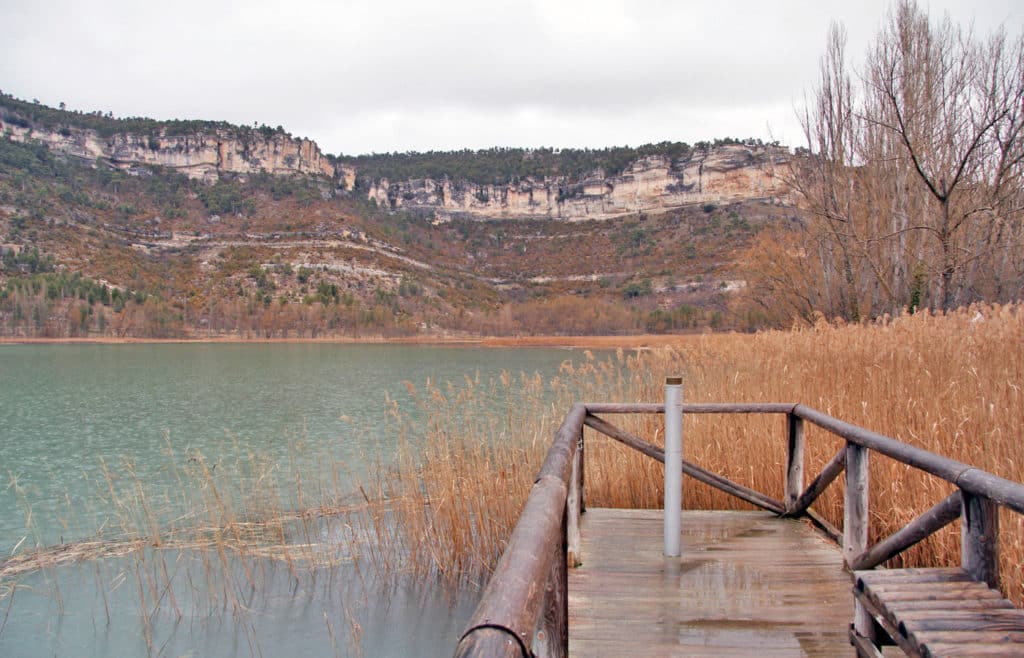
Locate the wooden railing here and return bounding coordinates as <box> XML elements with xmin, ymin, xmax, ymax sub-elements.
<box><xmin>453</xmin><ymin>400</ymin><xmax>1024</xmax><ymax>657</ymax></box>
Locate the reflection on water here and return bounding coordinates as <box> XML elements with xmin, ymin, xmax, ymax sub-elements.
<box><xmin>1</xmin><ymin>541</ymin><xmax>476</xmax><ymax>657</ymax></box>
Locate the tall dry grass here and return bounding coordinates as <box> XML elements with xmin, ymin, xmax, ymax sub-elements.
<box><xmin>365</xmin><ymin>304</ymin><xmax>1024</xmax><ymax>603</ymax></box>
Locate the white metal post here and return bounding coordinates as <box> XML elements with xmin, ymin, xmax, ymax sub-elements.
<box><xmin>664</xmin><ymin>376</ymin><xmax>683</xmax><ymax>557</ymax></box>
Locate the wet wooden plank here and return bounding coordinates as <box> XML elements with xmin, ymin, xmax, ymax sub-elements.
<box><xmin>921</xmin><ymin>643</ymin><xmax>1024</xmax><ymax>657</ymax></box>
<box><xmin>853</xmin><ymin>567</ymin><xmax>1024</xmax><ymax>658</ymax></box>
<box><xmin>568</xmin><ymin>509</ymin><xmax>850</xmax><ymax>657</ymax></box>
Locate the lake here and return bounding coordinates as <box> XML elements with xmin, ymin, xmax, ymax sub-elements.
<box><xmin>0</xmin><ymin>343</ymin><xmax>596</xmax><ymax>657</ymax></box>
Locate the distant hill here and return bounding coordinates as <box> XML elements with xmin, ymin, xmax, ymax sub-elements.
<box><xmin>0</xmin><ymin>94</ymin><xmax>795</xmax><ymax>338</ymax></box>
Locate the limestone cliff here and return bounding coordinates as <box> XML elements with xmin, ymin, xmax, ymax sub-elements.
<box><xmin>364</xmin><ymin>145</ymin><xmax>788</xmax><ymax>221</ymax></box>
<box><xmin>0</xmin><ymin>109</ymin><xmax>335</xmax><ymax>184</ymax></box>
<box><xmin>0</xmin><ymin>96</ymin><xmax>786</xmax><ymax>219</ymax></box>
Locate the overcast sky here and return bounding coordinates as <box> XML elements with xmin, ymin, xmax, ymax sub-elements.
<box><xmin>1</xmin><ymin>0</ymin><xmax>1021</xmax><ymax>156</ymax></box>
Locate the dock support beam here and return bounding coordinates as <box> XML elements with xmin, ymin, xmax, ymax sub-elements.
<box><xmin>664</xmin><ymin>376</ymin><xmax>683</xmax><ymax>557</ymax></box>
<box><xmin>845</xmin><ymin>442</ymin><xmax>875</xmax><ymax>642</ymax></box>
<box><xmin>961</xmin><ymin>490</ymin><xmax>1000</xmax><ymax>589</ymax></box>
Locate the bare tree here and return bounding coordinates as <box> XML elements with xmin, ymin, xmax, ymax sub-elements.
<box><xmin>746</xmin><ymin>0</ymin><xmax>1024</xmax><ymax>322</ymax></box>
<box><xmin>865</xmin><ymin>2</ymin><xmax>1024</xmax><ymax>309</ymax></box>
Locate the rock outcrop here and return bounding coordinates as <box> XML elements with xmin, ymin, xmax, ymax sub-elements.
<box><xmin>0</xmin><ymin>96</ymin><xmax>787</xmax><ymax>220</ymax></box>
<box><xmin>0</xmin><ymin>115</ymin><xmax>334</xmax><ymax>184</ymax></box>
<box><xmin>364</xmin><ymin>145</ymin><xmax>788</xmax><ymax>221</ymax></box>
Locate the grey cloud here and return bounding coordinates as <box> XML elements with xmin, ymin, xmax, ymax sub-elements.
<box><xmin>1</xmin><ymin>0</ymin><xmax>1021</xmax><ymax>154</ymax></box>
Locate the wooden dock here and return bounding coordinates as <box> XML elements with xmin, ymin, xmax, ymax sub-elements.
<box><xmin>569</xmin><ymin>509</ymin><xmax>852</xmax><ymax>657</ymax></box>
<box><xmin>454</xmin><ymin>399</ymin><xmax>1024</xmax><ymax>658</ymax></box>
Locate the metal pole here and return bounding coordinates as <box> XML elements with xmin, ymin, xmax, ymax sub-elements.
<box><xmin>664</xmin><ymin>376</ymin><xmax>683</xmax><ymax>557</ymax></box>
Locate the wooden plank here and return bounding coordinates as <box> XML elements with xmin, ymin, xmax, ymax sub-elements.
<box><xmin>850</xmin><ymin>628</ymin><xmax>886</xmax><ymax>658</ymax></box>
<box><xmin>854</xmin><ymin>577</ymin><xmax>1024</xmax><ymax>658</ymax></box>
<box><xmin>863</xmin><ymin>581</ymin><xmax>998</xmax><ymax>594</ymax></box>
<box><xmin>920</xmin><ymin>642</ymin><xmax>1024</xmax><ymax>657</ymax></box>
<box><xmin>568</xmin><ymin>509</ymin><xmax>851</xmax><ymax>657</ymax></box>
<box><xmin>887</xmin><ymin>599</ymin><xmax>1014</xmax><ymax>612</ymax></box>
<box><xmin>910</xmin><ymin>618</ymin><xmax>1024</xmax><ymax>633</ymax></box>
<box><xmin>856</xmin><ymin>590</ymin><xmax>908</xmax><ymax>655</ymax></box>
<box><xmin>899</xmin><ymin>609</ymin><xmax>1024</xmax><ymax>624</ymax></box>
<box><xmin>856</xmin><ymin>568</ymin><xmax>973</xmax><ymax>584</ymax></box>
<box><xmin>805</xmin><ymin>508</ymin><xmax>843</xmax><ymax>544</ymax></box>
<box><xmin>866</xmin><ymin>588</ymin><xmax>1004</xmax><ymax>604</ymax></box>
<box><xmin>915</xmin><ymin>630</ymin><xmax>1024</xmax><ymax>644</ymax></box>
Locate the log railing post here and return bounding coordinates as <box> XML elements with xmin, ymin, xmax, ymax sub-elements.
<box><xmin>844</xmin><ymin>442</ymin><xmax>870</xmax><ymax>566</ymax></box>
<box><xmin>784</xmin><ymin>413</ymin><xmax>805</xmax><ymax>515</ymax></box>
<box><xmin>845</xmin><ymin>442</ymin><xmax>874</xmax><ymax>640</ymax></box>
<box><xmin>577</xmin><ymin>429</ymin><xmax>585</xmax><ymax>514</ymax></box>
<box><xmin>961</xmin><ymin>490</ymin><xmax>1000</xmax><ymax>589</ymax></box>
<box><xmin>567</xmin><ymin>446</ymin><xmax>582</xmax><ymax>568</ymax></box>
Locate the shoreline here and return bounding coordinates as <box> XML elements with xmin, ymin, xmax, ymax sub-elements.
<box><xmin>0</xmin><ymin>333</ymin><xmax>701</xmax><ymax>349</ymax></box>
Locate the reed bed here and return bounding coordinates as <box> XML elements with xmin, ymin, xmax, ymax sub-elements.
<box><xmin>360</xmin><ymin>304</ymin><xmax>1024</xmax><ymax>603</ymax></box>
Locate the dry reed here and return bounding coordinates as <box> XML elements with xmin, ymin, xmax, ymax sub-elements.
<box><xmin>354</xmin><ymin>304</ymin><xmax>1024</xmax><ymax>604</ymax></box>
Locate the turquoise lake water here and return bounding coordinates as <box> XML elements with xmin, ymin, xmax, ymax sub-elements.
<box><xmin>0</xmin><ymin>343</ymin><xmax>593</xmax><ymax>657</ymax></box>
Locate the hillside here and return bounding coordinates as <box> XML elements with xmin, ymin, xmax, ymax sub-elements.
<box><xmin>0</xmin><ymin>95</ymin><xmax>793</xmax><ymax>338</ymax></box>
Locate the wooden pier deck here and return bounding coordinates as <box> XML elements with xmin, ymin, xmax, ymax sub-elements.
<box><xmin>454</xmin><ymin>400</ymin><xmax>1024</xmax><ymax>658</ymax></box>
<box><xmin>569</xmin><ymin>509</ymin><xmax>852</xmax><ymax>657</ymax></box>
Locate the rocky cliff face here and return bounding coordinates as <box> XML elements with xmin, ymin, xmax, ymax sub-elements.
<box><xmin>0</xmin><ymin>97</ymin><xmax>786</xmax><ymax>220</ymax></box>
<box><xmin>365</xmin><ymin>145</ymin><xmax>788</xmax><ymax>221</ymax></box>
<box><xmin>0</xmin><ymin>117</ymin><xmax>335</xmax><ymax>184</ymax></box>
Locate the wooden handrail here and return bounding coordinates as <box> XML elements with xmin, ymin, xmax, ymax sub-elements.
<box><xmin>455</xmin><ymin>399</ymin><xmax>1024</xmax><ymax>657</ymax></box>
<box><xmin>584</xmin><ymin>402</ymin><xmax>1024</xmax><ymax>514</ymax></box>
<box><xmin>584</xmin><ymin>402</ymin><xmax>797</xmax><ymax>414</ymax></box>
<box><xmin>455</xmin><ymin>404</ymin><xmax>585</xmax><ymax>658</ymax></box>
<box><xmin>793</xmin><ymin>405</ymin><xmax>1024</xmax><ymax>514</ymax></box>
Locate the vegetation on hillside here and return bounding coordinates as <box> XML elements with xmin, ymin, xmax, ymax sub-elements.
<box><xmin>0</xmin><ymin>130</ymin><xmax>775</xmax><ymax>338</ymax></box>
<box><xmin>340</xmin><ymin>137</ymin><xmax>773</xmax><ymax>188</ymax></box>
<box><xmin>0</xmin><ymin>91</ymin><xmax>293</xmax><ymax>142</ymax></box>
